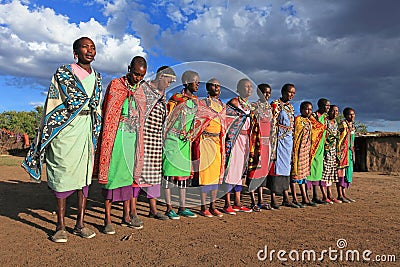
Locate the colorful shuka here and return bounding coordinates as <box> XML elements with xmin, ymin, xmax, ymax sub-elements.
<box><xmin>267</xmin><ymin>98</ymin><xmax>294</xmax><ymax>193</ymax></box>
<box><xmin>291</xmin><ymin>116</ymin><xmax>324</xmax><ymax>181</ymax></box>
<box><xmin>224</xmin><ymin>97</ymin><xmax>252</xmax><ymax>186</ymax></box>
<box><xmin>307</xmin><ymin>111</ymin><xmax>327</xmax><ymax>184</ymax></box>
<box><xmin>96</xmin><ymin>77</ymin><xmax>138</xmax><ymax>201</ymax></box>
<box><xmin>337</xmin><ymin>119</ymin><xmax>356</xmax><ymax>188</ymax></box>
<box><xmin>321</xmin><ymin>119</ymin><xmax>339</xmax><ymax>183</ymax></box>
<box><xmin>163</xmin><ymin>91</ymin><xmax>198</xmax><ymax>179</ymax></box>
<box><xmin>247</xmin><ymin>101</ymin><xmax>271</xmax><ymax>191</ymax></box>
<box><xmin>22</xmin><ymin>64</ymin><xmax>102</xmax><ymax>192</ymax></box>
<box><xmin>191</xmin><ymin>97</ymin><xmax>227</xmax><ymax>187</ymax></box>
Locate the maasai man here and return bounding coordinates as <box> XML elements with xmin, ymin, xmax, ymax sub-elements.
<box><xmin>22</xmin><ymin>37</ymin><xmax>102</xmax><ymax>242</ymax></box>
<box><xmin>247</xmin><ymin>83</ymin><xmax>272</xmax><ymax>212</ymax></box>
<box><xmin>267</xmin><ymin>83</ymin><xmax>297</xmax><ymax>209</ymax></box>
<box><xmin>163</xmin><ymin>70</ymin><xmax>200</xmax><ymax>219</ymax></box>
<box><xmin>337</xmin><ymin>107</ymin><xmax>356</xmax><ymax>203</ymax></box>
<box><xmin>97</xmin><ymin>56</ymin><xmax>149</xmax><ymax>233</ymax></box>
<box><xmin>223</xmin><ymin>78</ymin><xmax>254</xmax><ymax>215</ymax></box>
<box><xmin>192</xmin><ymin>78</ymin><xmax>227</xmax><ymax>217</ymax></box>
<box><xmin>307</xmin><ymin>98</ymin><xmax>330</xmax><ymax>204</ymax></box>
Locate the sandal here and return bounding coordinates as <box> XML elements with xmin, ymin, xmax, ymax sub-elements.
<box><xmin>251</xmin><ymin>205</ymin><xmax>261</xmax><ymax>212</ymax></box>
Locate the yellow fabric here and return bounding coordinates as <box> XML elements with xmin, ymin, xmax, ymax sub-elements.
<box><xmin>199</xmin><ymin>100</ymin><xmax>223</xmax><ymax>185</ymax></box>
<box><xmin>291</xmin><ymin>116</ymin><xmax>308</xmax><ymax>177</ymax></box>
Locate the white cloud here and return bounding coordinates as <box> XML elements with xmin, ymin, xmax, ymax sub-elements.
<box><xmin>0</xmin><ymin>0</ymin><xmax>145</xmax><ymax>81</ymax></box>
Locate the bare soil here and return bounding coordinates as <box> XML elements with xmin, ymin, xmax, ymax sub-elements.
<box><xmin>0</xmin><ymin>155</ymin><xmax>399</xmax><ymax>266</ymax></box>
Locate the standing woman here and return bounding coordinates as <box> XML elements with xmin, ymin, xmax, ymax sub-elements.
<box><xmin>23</xmin><ymin>37</ymin><xmax>102</xmax><ymax>242</ymax></box>
<box><xmin>337</xmin><ymin>107</ymin><xmax>356</xmax><ymax>203</ymax></box>
<box><xmin>267</xmin><ymin>83</ymin><xmax>297</xmax><ymax>209</ymax></box>
<box><xmin>223</xmin><ymin>78</ymin><xmax>254</xmax><ymax>214</ymax></box>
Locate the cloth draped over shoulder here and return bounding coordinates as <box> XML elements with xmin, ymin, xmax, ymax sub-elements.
<box><xmin>163</xmin><ymin>92</ymin><xmax>198</xmax><ymax>178</ymax></box>
<box><xmin>22</xmin><ymin>64</ymin><xmax>102</xmax><ymax>181</ymax></box>
<box><xmin>247</xmin><ymin>101</ymin><xmax>271</xmax><ymax>179</ymax></box>
<box><xmin>191</xmin><ymin>98</ymin><xmax>227</xmax><ymax>184</ymax></box>
<box><xmin>338</xmin><ymin>120</ymin><xmax>355</xmax><ymax>169</ymax></box>
<box><xmin>223</xmin><ymin>97</ymin><xmax>252</xmax><ymax>179</ymax></box>
<box><xmin>97</xmin><ymin>79</ymin><xmax>164</xmax><ymax>184</ymax></box>
<box><xmin>306</xmin><ymin>112</ymin><xmax>327</xmax><ymax>181</ymax></box>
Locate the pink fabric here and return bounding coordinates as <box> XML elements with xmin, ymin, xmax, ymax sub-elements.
<box><xmin>225</xmin><ymin>104</ymin><xmax>250</xmax><ymax>185</ymax></box>
<box><xmin>71</xmin><ymin>63</ymin><xmax>91</xmax><ymax>80</ymax></box>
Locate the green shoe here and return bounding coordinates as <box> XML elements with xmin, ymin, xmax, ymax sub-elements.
<box><xmin>165</xmin><ymin>210</ymin><xmax>180</xmax><ymax>220</ymax></box>
<box><xmin>178</xmin><ymin>208</ymin><xmax>197</xmax><ymax>218</ymax></box>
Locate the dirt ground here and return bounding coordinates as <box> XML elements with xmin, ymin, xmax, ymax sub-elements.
<box><xmin>0</xmin><ymin>155</ymin><xmax>399</xmax><ymax>266</ymax></box>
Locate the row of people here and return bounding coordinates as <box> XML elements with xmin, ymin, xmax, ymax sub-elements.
<box><xmin>22</xmin><ymin>37</ymin><xmax>356</xmax><ymax>243</ymax></box>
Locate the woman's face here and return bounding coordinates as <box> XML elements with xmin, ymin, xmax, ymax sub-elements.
<box><xmin>328</xmin><ymin>106</ymin><xmax>339</xmax><ymax>119</ymax></box>
<box><xmin>282</xmin><ymin>86</ymin><xmax>296</xmax><ymax>102</ymax></box>
<box><xmin>238</xmin><ymin>81</ymin><xmax>253</xmax><ymax>98</ymax></box>
<box><xmin>301</xmin><ymin>104</ymin><xmax>313</xmax><ymax>118</ymax></box>
<box><xmin>345</xmin><ymin>109</ymin><xmax>356</xmax><ymax>122</ymax></box>
<box><xmin>74</xmin><ymin>38</ymin><xmax>96</xmax><ymax>64</ymax></box>
<box><xmin>186</xmin><ymin>75</ymin><xmax>200</xmax><ymax>93</ymax></box>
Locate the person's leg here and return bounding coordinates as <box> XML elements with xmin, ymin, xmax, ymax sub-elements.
<box><xmin>320</xmin><ymin>185</ymin><xmax>328</xmax><ymax>201</ymax></box>
<box><xmin>312</xmin><ymin>185</ymin><xmax>319</xmax><ymax>201</ymax></box>
<box><xmin>224</xmin><ymin>190</ymin><xmax>231</xmax><ymax>208</ymax></box>
<box><xmin>164</xmin><ymin>187</ymin><xmax>173</xmax><ymax>212</ymax></box>
<box><xmin>290</xmin><ymin>183</ymin><xmax>298</xmax><ymax>203</ymax></box>
<box><xmin>299</xmin><ymin>184</ymin><xmax>309</xmax><ymax>203</ymax></box>
<box><xmin>56</xmin><ymin>197</ymin><xmax>66</xmax><ymax>231</ymax></box>
<box><xmin>270</xmin><ymin>192</ymin><xmax>277</xmax><ymax>206</ymax></box>
<box><xmin>178</xmin><ymin>187</ymin><xmax>186</xmax><ymax>212</ymax></box>
<box><xmin>326</xmin><ymin>186</ymin><xmax>333</xmax><ymax>200</ymax></box>
<box><xmin>336</xmin><ymin>183</ymin><xmax>343</xmax><ymax>199</ymax></box>
<box><xmin>76</xmin><ymin>190</ymin><xmax>87</xmax><ymax>229</ymax></box>
<box><xmin>210</xmin><ymin>189</ymin><xmax>217</xmax><ymax>210</ymax></box>
<box><xmin>104</xmin><ymin>199</ymin><xmax>112</xmax><ymax>225</ymax></box>
<box><xmin>249</xmin><ymin>191</ymin><xmax>256</xmax><ymax>207</ymax></box>
<box><xmin>122</xmin><ymin>199</ymin><xmax>130</xmax><ymax>222</ymax></box>
<box><xmin>257</xmin><ymin>187</ymin><xmax>264</xmax><ymax>206</ymax></box>
<box><xmin>149</xmin><ymin>198</ymin><xmax>158</xmax><ymax>215</ymax></box>
<box><xmin>130</xmin><ymin>197</ymin><xmax>138</xmax><ymax>217</ymax></box>
<box><xmin>201</xmin><ymin>191</ymin><xmax>207</xmax><ymax>211</ymax></box>
<box><xmin>233</xmin><ymin>191</ymin><xmax>241</xmax><ymax>207</ymax></box>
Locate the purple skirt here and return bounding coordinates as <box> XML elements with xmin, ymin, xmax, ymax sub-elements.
<box><xmin>338</xmin><ymin>177</ymin><xmax>351</xmax><ymax>189</ymax></box>
<box><xmin>102</xmin><ymin>185</ymin><xmax>133</xmax><ymax>202</ymax></box>
<box><xmin>201</xmin><ymin>184</ymin><xmax>218</xmax><ymax>193</ymax></box>
<box><xmin>53</xmin><ymin>186</ymin><xmax>89</xmax><ymax>199</ymax></box>
<box><xmin>133</xmin><ymin>184</ymin><xmax>161</xmax><ymax>198</ymax></box>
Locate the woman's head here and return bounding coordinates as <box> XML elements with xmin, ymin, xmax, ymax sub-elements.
<box><xmin>237</xmin><ymin>78</ymin><xmax>252</xmax><ymax>99</ymax></box>
<box><xmin>127</xmin><ymin>56</ymin><xmax>147</xmax><ymax>85</ymax></box>
<box><xmin>328</xmin><ymin>105</ymin><xmax>339</xmax><ymax>119</ymax></box>
<box><xmin>317</xmin><ymin>98</ymin><xmax>331</xmax><ymax>114</ymax></box>
<box><xmin>182</xmin><ymin>70</ymin><xmax>200</xmax><ymax>94</ymax></box>
<box><xmin>343</xmin><ymin>107</ymin><xmax>356</xmax><ymax>122</ymax></box>
<box><xmin>281</xmin><ymin>83</ymin><xmax>295</xmax><ymax>102</ymax></box>
<box><xmin>73</xmin><ymin>37</ymin><xmax>96</xmax><ymax>64</ymax></box>
<box><xmin>206</xmin><ymin>78</ymin><xmax>221</xmax><ymax>98</ymax></box>
<box><xmin>300</xmin><ymin>101</ymin><xmax>313</xmax><ymax>118</ymax></box>
<box><xmin>257</xmin><ymin>83</ymin><xmax>271</xmax><ymax>102</ymax></box>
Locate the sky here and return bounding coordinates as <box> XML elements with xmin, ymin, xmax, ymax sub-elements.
<box><xmin>0</xmin><ymin>0</ymin><xmax>399</xmax><ymax>132</ymax></box>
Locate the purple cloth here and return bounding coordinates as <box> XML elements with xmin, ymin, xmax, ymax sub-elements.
<box><xmin>306</xmin><ymin>180</ymin><xmax>320</xmax><ymax>190</ymax></box>
<box><xmin>133</xmin><ymin>184</ymin><xmax>161</xmax><ymax>198</ymax></box>
<box><xmin>201</xmin><ymin>184</ymin><xmax>218</xmax><ymax>193</ymax></box>
<box><xmin>338</xmin><ymin>177</ymin><xmax>351</xmax><ymax>189</ymax></box>
<box><xmin>53</xmin><ymin>185</ymin><xmax>89</xmax><ymax>199</ymax></box>
<box><xmin>102</xmin><ymin>185</ymin><xmax>133</xmax><ymax>202</ymax></box>
<box><xmin>223</xmin><ymin>183</ymin><xmax>242</xmax><ymax>193</ymax></box>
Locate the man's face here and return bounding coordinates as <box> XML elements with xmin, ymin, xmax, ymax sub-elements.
<box><xmin>207</xmin><ymin>80</ymin><xmax>221</xmax><ymax>97</ymax></box>
<box><xmin>129</xmin><ymin>64</ymin><xmax>146</xmax><ymax>85</ymax></box>
<box><xmin>186</xmin><ymin>75</ymin><xmax>200</xmax><ymax>93</ymax></box>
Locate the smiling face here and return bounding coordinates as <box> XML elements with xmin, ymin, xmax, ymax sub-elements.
<box><xmin>185</xmin><ymin>74</ymin><xmax>200</xmax><ymax>94</ymax></box>
<box><xmin>73</xmin><ymin>38</ymin><xmax>96</xmax><ymax>64</ymax></box>
<box><xmin>328</xmin><ymin>105</ymin><xmax>339</xmax><ymax>119</ymax></box>
<box><xmin>281</xmin><ymin>86</ymin><xmax>296</xmax><ymax>102</ymax></box>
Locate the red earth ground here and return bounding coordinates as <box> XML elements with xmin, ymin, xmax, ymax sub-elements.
<box><xmin>0</xmin><ymin>155</ymin><xmax>399</xmax><ymax>266</ymax></box>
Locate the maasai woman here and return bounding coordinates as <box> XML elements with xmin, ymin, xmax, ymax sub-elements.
<box><xmin>267</xmin><ymin>83</ymin><xmax>297</xmax><ymax>209</ymax></box>
<box><xmin>321</xmin><ymin>105</ymin><xmax>342</xmax><ymax>203</ymax></box>
<box><xmin>22</xmin><ymin>37</ymin><xmax>102</xmax><ymax>243</ymax></box>
<box><xmin>223</xmin><ymin>78</ymin><xmax>254</xmax><ymax>215</ymax></box>
<box><xmin>247</xmin><ymin>83</ymin><xmax>272</xmax><ymax>212</ymax></box>
<box><xmin>97</xmin><ymin>56</ymin><xmax>147</xmax><ymax>233</ymax></box>
<box><xmin>290</xmin><ymin>101</ymin><xmax>323</xmax><ymax>207</ymax></box>
<box><xmin>131</xmin><ymin>66</ymin><xmax>176</xmax><ymax>222</ymax></box>
<box><xmin>337</xmin><ymin>107</ymin><xmax>356</xmax><ymax>203</ymax></box>
<box><xmin>307</xmin><ymin>98</ymin><xmax>330</xmax><ymax>204</ymax></box>
<box><xmin>193</xmin><ymin>78</ymin><xmax>226</xmax><ymax>217</ymax></box>
<box><xmin>163</xmin><ymin>70</ymin><xmax>199</xmax><ymax>219</ymax></box>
